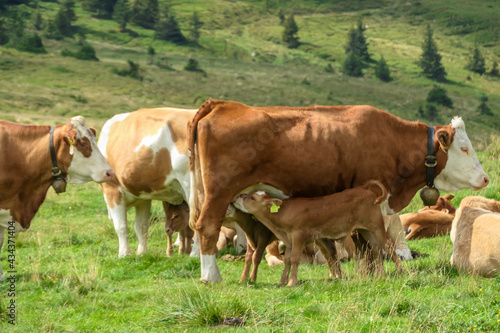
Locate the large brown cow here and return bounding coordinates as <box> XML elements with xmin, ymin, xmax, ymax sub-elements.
<box><xmin>0</xmin><ymin>116</ymin><xmax>113</xmax><ymax>281</ymax></box>
<box><xmin>188</xmin><ymin>99</ymin><xmax>489</xmax><ymax>282</ymax></box>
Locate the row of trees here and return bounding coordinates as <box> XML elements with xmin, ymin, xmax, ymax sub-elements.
<box><xmin>282</xmin><ymin>14</ymin><xmax>498</xmax><ymax>82</ymax></box>
<box><xmin>90</xmin><ymin>0</ymin><xmax>202</xmax><ymax>44</ymax></box>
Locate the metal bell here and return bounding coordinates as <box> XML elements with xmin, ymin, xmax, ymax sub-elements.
<box><xmin>419</xmin><ymin>186</ymin><xmax>440</xmax><ymax>206</ymax></box>
<box><xmin>51</xmin><ymin>178</ymin><xmax>67</xmax><ymax>194</ymax></box>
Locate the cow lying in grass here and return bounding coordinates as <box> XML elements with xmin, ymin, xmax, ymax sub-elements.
<box><xmin>401</xmin><ymin>194</ymin><xmax>455</xmax><ymax>240</ymax></box>
<box><xmin>450</xmin><ymin>196</ymin><xmax>500</xmax><ymax>277</ymax></box>
<box><xmin>235</xmin><ymin>180</ymin><xmax>405</xmax><ymax>287</ymax></box>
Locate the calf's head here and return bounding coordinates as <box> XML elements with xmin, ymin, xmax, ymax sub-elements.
<box><xmin>234</xmin><ymin>192</ymin><xmax>283</xmax><ymax>216</ymax></box>
<box><xmin>434</xmin><ymin>117</ymin><xmax>489</xmax><ymax>192</ymax></box>
<box><xmin>165</xmin><ymin>202</ymin><xmax>189</xmax><ymax>235</ymax></box>
<box><xmin>63</xmin><ymin>116</ymin><xmax>114</xmax><ymax>184</ymax></box>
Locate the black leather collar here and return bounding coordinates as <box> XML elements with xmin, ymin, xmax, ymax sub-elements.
<box><xmin>424</xmin><ymin>126</ymin><xmax>437</xmax><ymax>187</ymax></box>
<box><xmin>49</xmin><ymin>127</ymin><xmax>67</xmax><ymax>193</ymax></box>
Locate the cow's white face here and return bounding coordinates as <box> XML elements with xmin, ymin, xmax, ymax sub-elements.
<box><xmin>434</xmin><ymin>117</ymin><xmax>489</xmax><ymax>191</ymax></box>
<box><xmin>67</xmin><ymin>116</ymin><xmax>114</xmax><ymax>184</ymax></box>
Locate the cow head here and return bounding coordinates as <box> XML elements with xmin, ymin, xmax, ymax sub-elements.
<box><xmin>64</xmin><ymin>116</ymin><xmax>114</xmax><ymax>184</ymax></box>
<box><xmin>434</xmin><ymin>117</ymin><xmax>489</xmax><ymax>192</ymax></box>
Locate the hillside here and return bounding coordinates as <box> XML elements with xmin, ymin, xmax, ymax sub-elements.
<box><xmin>0</xmin><ymin>0</ymin><xmax>499</xmax><ymax>142</ymax></box>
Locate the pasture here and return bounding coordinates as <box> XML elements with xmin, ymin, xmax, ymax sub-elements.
<box><xmin>0</xmin><ymin>147</ymin><xmax>499</xmax><ymax>332</ymax></box>
<box><xmin>1</xmin><ymin>0</ymin><xmax>500</xmax><ymax>331</ymax></box>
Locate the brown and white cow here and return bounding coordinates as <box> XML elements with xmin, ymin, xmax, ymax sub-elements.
<box><xmin>450</xmin><ymin>196</ymin><xmax>500</xmax><ymax>277</ymax></box>
<box><xmin>188</xmin><ymin>99</ymin><xmax>489</xmax><ymax>282</ymax></box>
<box><xmin>98</xmin><ymin>108</ymin><xmax>196</xmax><ymax>258</ymax></box>
<box><xmin>0</xmin><ymin>116</ymin><xmax>113</xmax><ymax>281</ymax></box>
<box><xmin>98</xmin><ymin>108</ymin><xmax>249</xmax><ymax>258</ymax></box>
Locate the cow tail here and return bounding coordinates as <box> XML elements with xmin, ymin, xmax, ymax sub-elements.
<box><xmin>187</xmin><ymin>99</ymin><xmax>220</xmax><ymax>230</ymax></box>
<box><xmin>365</xmin><ymin>180</ymin><xmax>388</xmax><ymax>204</ymax></box>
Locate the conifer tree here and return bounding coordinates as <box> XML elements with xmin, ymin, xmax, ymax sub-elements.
<box><xmin>131</xmin><ymin>0</ymin><xmax>158</xmax><ymax>30</ymax></box>
<box><xmin>426</xmin><ymin>85</ymin><xmax>453</xmax><ymax>108</ymax></box>
<box><xmin>466</xmin><ymin>44</ymin><xmax>486</xmax><ymax>75</ymax></box>
<box><xmin>147</xmin><ymin>45</ymin><xmax>155</xmax><ymax>64</ymax></box>
<box><xmin>31</xmin><ymin>9</ymin><xmax>43</xmax><ymax>31</ymax></box>
<box><xmin>282</xmin><ymin>14</ymin><xmax>299</xmax><ymax>49</ymax></box>
<box><xmin>82</xmin><ymin>0</ymin><xmax>117</xmax><ymax>19</ymax></box>
<box><xmin>0</xmin><ymin>19</ymin><xmax>9</xmax><ymax>45</ymax></box>
<box><xmin>477</xmin><ymin>95</ymin><xmax>492</xmax><ymax>115</ymax></box>
<box><xmin>113</xmin><ymin>0</ymin><xmax>131</xmax><ymax>31</ymax></box>
<box><xmin>419</xmin><ymin>25</ymin><xmax>447</xmax><ymax>81</ymax></box>
<box><xmin>154</xmin><ymin>5</ymin><xmax>186</xmax><ymax>44</ymax></box>
<box><xmin>188</xmin><ymin>11</ymin><xmax>203</xmax><ymax>42</ymax></box>
<box><xmin>489</xmin><ymin>61</ymin><xmax>499</xmax><ymax>77</ymax></box>
<box><xmin>375</xmin><ymin>55</ymin><xmax>392</xmax><ymax>82</ymax></box>
<box><xmin>342</xmin><ymin>52</ymin><xmax>363</xmax><ymax>77</ymax></box>
<box><xmin>344</xmin><ymin>19</ymin><xmax>370</xmax><ymax>62</ymax></box>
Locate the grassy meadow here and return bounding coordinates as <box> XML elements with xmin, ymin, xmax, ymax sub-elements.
<box><xmin>0</xmin><ymin>149</ymin><xmax>499</xmax><ymax>332</ymax></box>
<box><xmin>1</xmin><ymin>0</ymin><xmax>500</xmax><ymax>331</ymax></box>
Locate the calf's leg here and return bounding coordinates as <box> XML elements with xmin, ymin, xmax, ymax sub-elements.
<box><xmin>315</xmin><ymin>238</ymin><xmax>342</xmax><ymax>278</ymax></box>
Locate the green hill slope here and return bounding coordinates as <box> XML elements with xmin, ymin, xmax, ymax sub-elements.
<box><xmin>0</xmin><ymin>0</ymin><xmax>498</xmax><ymax>142</ymax></box>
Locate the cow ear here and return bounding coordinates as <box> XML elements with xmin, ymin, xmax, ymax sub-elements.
<box><xmin>444</xmin><ymin>193</ymin><xmax>454</xmax><ymax>200</ymax></box>
<box><xmin>65</xmin><ymin>129</ymin><xmax>77</xmax><ymax>146</ymax></box>
<box><xmin>265</xmin><ymin>198</ymin><xmax>283</xmax><ymax>208</ymax></box>
<box><xmin>89</xmin><ymin>127</ymin><xmax>97</xmax><ymax>137</ymax></box>
<box><xmin>436</xmin><ymin>129</ymin><xmax>451</xmax><ymax>152</ymax></box>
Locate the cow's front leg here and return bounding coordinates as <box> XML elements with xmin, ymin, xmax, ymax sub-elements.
<box><xmin>108</xmin><ymin>201</ymin><xmax>131</xmax><ymax>258</ymax></box>
<box><xmin>135</xmin><ymin>200</ymin><xmax>152</xmax><ymax>255</ymax></box>
<box><xmin>102</xmin><ymin>184</ymin><xmax>131</xmax><ymax>258</ymax></box>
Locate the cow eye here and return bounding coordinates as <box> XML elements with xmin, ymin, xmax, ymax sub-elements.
<box><xmin>172</xmin><ymin>214</ymin><xmax>179</xmax><ymax>219</ymax></box>
<box><xmin>461</xmin><ymin>147</ymin><xmax>469</xmax><ymax>154</ymax></box>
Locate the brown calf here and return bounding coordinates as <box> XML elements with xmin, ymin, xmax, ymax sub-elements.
<box><xmin>163</xmin><ymin>202</ymin><xmax>194</xmax><ymax>256</ymax></box>
<box><xmin>235</xmin><ymin>180</ymin><xmax>404</xmax><ymax>286</ymax></box>
<box><xmin>401</xmin><ymin>210</ymin><xmax>454</xmax><ymax>240</ymax></box>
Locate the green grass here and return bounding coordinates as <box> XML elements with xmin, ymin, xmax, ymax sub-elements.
<box><xmin>0</xmin><ymin>144</ymin><xmax>499</xmax><ymax>332</ymax></box>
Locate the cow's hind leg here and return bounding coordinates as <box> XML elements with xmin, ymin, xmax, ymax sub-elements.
<box><xmin>135</xmin><ymin>200</ymin><xmax>152</xmax><ymax>255</ymax></box>
<box><xmin>196</xmin><ymin>196</ymin><xmax>228</xmax><ymax>283</ymax></box>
